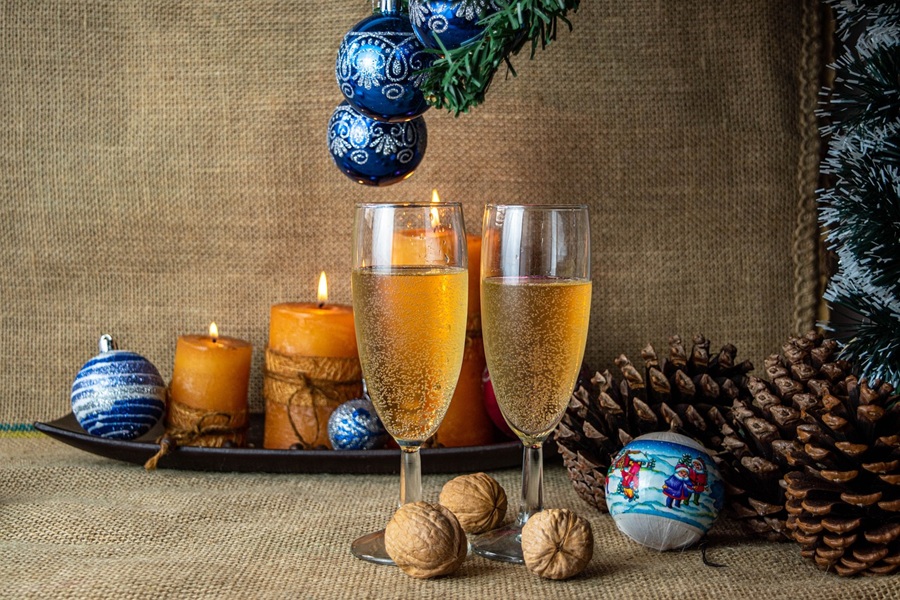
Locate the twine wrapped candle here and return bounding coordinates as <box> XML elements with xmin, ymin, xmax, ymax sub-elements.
<box><xmin>263</xmin><ymin>272</ymin><xmax>363</xmax><ymax>449</ymax></box>
<box><xmin>145</xmin><ymin>323</ymin><xmax>252</xmax><ymax>469</ymax></box>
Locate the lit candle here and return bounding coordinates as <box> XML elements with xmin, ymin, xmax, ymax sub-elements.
<box><xmin>428</xmin><ymin>191</ymin><xmax>494</xmax><ymax>447</ymax></box>
<box><xmin>268</xmin><ymin>272</ymin><xmax>358</xmax><ymax>358</ymax></box>
<box><xmin>391</xmin><ymin>192</ymin><xmax>455</xmax><ymax>265</ymax></box>
<box><xmin>264</xmin><ymin>272</ymin><xmax>363</xmax><ymax>449</ymax></box>
<box><xmin>168</xmin><ymin>322</ymin><xmax>253</xmax><ymax>446</ymax></box>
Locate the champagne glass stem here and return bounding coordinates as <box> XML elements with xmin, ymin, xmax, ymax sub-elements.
<box><xmin>518</xmin><ymin>442</ymin><xmax>543</xmax><ymax>526</ymax></box>
<box><xmin>400</xmin><ymin>447</ymin><xmax>422</xmax><ymax>505</ymax></box>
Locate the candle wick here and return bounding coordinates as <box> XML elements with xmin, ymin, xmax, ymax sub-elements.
<box><xmin>212</xmin><ymin>337</ymin><xmax>217</xmax><ymax>344</ymax></box>
<box><xmin>318</xmin><ymin>302</ymin><xmax>324</xmax><ymax>309</ymax></box>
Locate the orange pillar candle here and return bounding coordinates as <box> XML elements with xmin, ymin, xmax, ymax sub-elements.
<box><xmin>269</xmin><ymin>304</ymin><xmax>358</xmax><ymax>357</ymax></box>
<box><xmin>263</xmin><ymin>272</ymin><xmax>363</xmax><ymax>449</ymax></box>
<box><xmin>167</xmin><ymin>322</ymin><xmax>253</xmax><ymax>446</ymax></box>
<box><xmin>268</xmin><ymin>297</ymin><xmax>358</xmax><ymax>359</ymax></box>
<box><xmin>434</xmin><ymin>225</ymin><xmax>495</xmax><ymax>447</ymax></box>
<box><xmin>466</xmin><ymin>233</ymin><xmax>482</xmax><ymax>319</ymax></box>
<box><xmin>391</xmin><ymin>225</ymin><xmax>454</xmax><ymax>266</ymax></box>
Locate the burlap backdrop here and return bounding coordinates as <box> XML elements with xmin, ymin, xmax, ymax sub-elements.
<box><xmin>0</xmin><ymin>1</ymin><xmax>822</xmax><ymax>425</ymax></box>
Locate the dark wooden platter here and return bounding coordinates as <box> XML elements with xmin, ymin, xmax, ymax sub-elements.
<box><xmin>34</xmin><ymin>413</ymin><xmax>526</xmax><ymax>474</ymax></box>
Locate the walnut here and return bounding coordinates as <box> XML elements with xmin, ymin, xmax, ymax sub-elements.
<box><xmin>521</xmin><ymin>508</ymin><xmax>593</xmax><ymax>580</ymax></box>
<box><xmin>439</xmin><ymin>472</ymin><xmax>508</xmax><ymax>534</ymax></box>
<box><xmin>384</xmin><ymin>501</ymin><xmax>468</xmax><ymax>579</ymax></box>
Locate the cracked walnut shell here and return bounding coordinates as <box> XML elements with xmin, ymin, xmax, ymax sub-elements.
<box><xmin>439</xmin><ymin>472</ymin><xmax>508</xmax><ymax>534</ymax></box>
<box><xmin>384</xmin><ymin>501</ymin><xmax>468</xmax><ymax>579</ymax></box>
<box><xmin>522</xmin><ymin>508</ymin><xmax>594</xmax><ymax>580</ymax></box>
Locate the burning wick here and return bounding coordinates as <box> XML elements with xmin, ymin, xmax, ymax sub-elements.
<box><xmin>317</xmin><ymin>271</ymin><xmax>328</xmax><ymax>309</ymax></box>
<box><xmin>430</xmin><ymin>189</ymin><xmax>441</xmax><ymax>229</ymax></box>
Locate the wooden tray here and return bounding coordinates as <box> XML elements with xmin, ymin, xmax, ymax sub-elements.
<box><xmin>34</xmin><ymin>413</ymin><xmax>527</xmax><ymax>474</ymax></box>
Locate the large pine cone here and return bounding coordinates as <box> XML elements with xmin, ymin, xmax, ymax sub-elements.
<box><xmin>781</xmin><ymin>374</ymin><xmax>900</xmax><ymax>575</ymax></box>
<box><xmin>713</xmin><ymin>332</ymin><xmax>862</xmax><ymax>542</ymax></box>
<box><xmin>555</xmin><ymin>334</ymin><xmax>752</xmax><ymax>512</ymax></box>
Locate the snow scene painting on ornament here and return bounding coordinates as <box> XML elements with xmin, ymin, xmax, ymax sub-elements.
<box><xmin>606</xmin><ymin>433</ymin><xmax>726</xmax><ymax>550</ymax></box>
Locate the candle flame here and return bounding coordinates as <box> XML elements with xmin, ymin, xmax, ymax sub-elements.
<box><xmin>317</xmin><ymin>271</ymin><xmax>328</xmax><ymax>306</ymax></box>
<box><xmin>209</xmin><ymin>322</ymin><xmax>218</xmax><ymax>341</ymax></box>
<box><xmin>430</xmin><ymin>189</ymin><xmax>440</xmax><ymax>228</ymax></box>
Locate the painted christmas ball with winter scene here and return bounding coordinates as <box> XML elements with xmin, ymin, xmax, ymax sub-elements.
<box><xmin>605</xmin><ymin>432</ymin><xmax>724</xmax><ymax>551</ymax></box>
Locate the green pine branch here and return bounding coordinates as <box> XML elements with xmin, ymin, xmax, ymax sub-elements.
<box><xmin>820</xmin><ymin>134</ymin><xmax>900</xmax><ymax>296</ymax></box>
<box><xmin>821</xmin><ymin>44</ymin><xmax>900</xmax><ymax>136</ymax></box>
<box><xmin>824</xmin><ymin>275</ymin><xmax>900</xmax><ymax>388</ymax></box>
<box><xmin>418</xmin><ymin>0</ymin><xmax>581</xmax><ymax>115</ymax></box>
<box><xmin>819</xmin><ymin>0</ymin><xmax>900</xmax><ymax>388</ymax></box>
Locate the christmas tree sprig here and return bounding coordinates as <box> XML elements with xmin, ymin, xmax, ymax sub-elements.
<box><xmin>418</xmin><ymin>0</ymin><xmax>581</xmax><ymax>115</ymax></box>
<box><xmin>820</xmin><ymin>45</ymin><xmax>900</xmax><ymax>136</ymax></box>
<box><xmin>819</xmin><ymin>0</ymin><xmax>900</xmax><ymax>388</ymax></box>
<box><xmin>820</xmin><ymin>136</ymin><xmax>900</xmax><ymax>294</ymax></box>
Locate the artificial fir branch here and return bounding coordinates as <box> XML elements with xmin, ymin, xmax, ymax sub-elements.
<box><xmin>820</xmin><ymin>45</ymin><xmax>900</xmax><ymax>136</ymax></box>
<box><xmin>819</xmin><ymin>0</ymin><xmax>900</xmax><ymax>388</ymax></box>
<box><xmin>824</xmin><ymin>272</ymin><xmax>900</xmax><ymax>386</ymax></box>
<box><xmin>820</xmin><ymin>134</ymin><xmax>900</xmax><ymax>294</ymax></box>
<box><xmin>829</xmin><ymin>0</ymin><xmax>899</xmax><ymax>43</ymax></box>
<box><xmin>417</xmin><ymin>0</ymin><xmax>580</xmax><ymax>114</ymax></box>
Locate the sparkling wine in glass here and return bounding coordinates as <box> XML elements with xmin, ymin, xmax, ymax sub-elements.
<box><xmin>472</xmin><ymin>204</ymin><xmax>592</xmax><ymax>563</ymax></box>
<box><xmin>350</xmin><ymin>202</ymin><xmax>468</xmax><ymax>564</ymax></box>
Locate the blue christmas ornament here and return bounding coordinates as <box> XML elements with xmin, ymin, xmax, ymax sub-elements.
<box><xmin>328</xmin><ymin>396</ymin><xmax>389</xmax><ymax>450</ymax></box>
<box><xmin>71</xmin><ymin>335</ymin><xmax>166</xmax><ymax>440</ymax></box>
<box><xmin>335</xmin><ymin>0</ymin><xmax>433</xmax><ymax>122</ymax></box>
<box><xmin>409</xmin><ymin>0</ymin><xmax>499</xmax><ymax>52</ymax></box>
<box><xmin>328</xmin><ymin>101</ymin><xmax>427</xmax><ymax>186</ymax></box>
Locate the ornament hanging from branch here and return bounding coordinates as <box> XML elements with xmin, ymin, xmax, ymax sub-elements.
<box><xmin>409</xmin><ymin>0</ymin><xmax>502</xmax><ymax>53</ymax></box>
<box><xmin>418</xmin><ymin>0</ymin><xmax>581</xmax><ymax>115</ymax></box>
<box><xmin>336</xmin><ymin>0</ymin><xmax>433</xmax><ymax>121</ymax></box>
<box><xmin>326</xmin><ymin>0</ymin><xmax>581</xmax><ymax>184</ymax></box>
<box><xmin>328</xmin><ymin>100</ymin><xmax>427</xmax><ymax>186</ymax></box>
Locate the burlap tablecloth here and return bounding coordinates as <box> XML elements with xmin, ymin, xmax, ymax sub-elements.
<box><xmin>2</xmin><ymin>436</ymin><xmax>895</xmax><ymax>599</ymax></box>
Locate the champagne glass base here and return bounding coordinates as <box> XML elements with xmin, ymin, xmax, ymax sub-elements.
<box><xmin>471</xmin><ymin>525</ymin><xmax>524</xmax><ymax>564</ymax></box>
<box><xmin>351</xmin><ymin>530</ymin><xmax>395</xmax><ymax>565</ymax></box>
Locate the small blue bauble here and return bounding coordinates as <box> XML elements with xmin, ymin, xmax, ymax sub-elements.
<box><xmin>328</xmin><ymin>101</ymin><xmax>427</xmax><ymax>186</ymax></box>
<box><xmin>409</xmin><ymin>0</ymin><xmax>499</xmax><ymax>52</ymax></box>
<box><xmin>328</xmin><ymin>397</ymin><xmax>389</xmax><ymax>450</ymax></box>
<box><xmin>71</xmin><ymin>335</ymin><xmax>166</xmax><ymax>440</ymax></box>
<box><xmin>335</xmin><ymin>7</ymin><xmax>433</xmax><ymax>122</ymax></box>
<box><xmin>605</xmin><ymin>432</ymin><xmax>725</xmax><ymax>551</ymax></box>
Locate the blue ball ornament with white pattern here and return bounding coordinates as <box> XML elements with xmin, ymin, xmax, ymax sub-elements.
<box><xmin>328</xmin><ymin>396</ymin><xmax>389</xmax><ymax>451</ymax></box>
<box><xmin>409</xmin><ymin>0</ymin><xmax>500</xmax><ymax>52</ymax></box>
<box><xmin>328</xmin><ymin>100</ymin><xmax>427</xmax><ymax>186</ymax></box>
<box><xmin>335</xmin><ymin>0</ymin><xmax>433</xmax><ymax>122</ymax></box>
<box><xmin>71</xmin><ymin>335</ymin><xmax>166</xmax><ymax>440</ymax></box>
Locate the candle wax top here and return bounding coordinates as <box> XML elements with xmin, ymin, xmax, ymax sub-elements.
<box><xmin>179</xmin><ymin>334</ymin><xmax>253</xmax><ymax>350</ymax></box>
<box><xmin>272</xmin><ymin>302</ymin><xmax>353</xmax><ymax>314</ymax></box>
<box><xmin>268</xmin><ymin>302</ymin><xmax>358</xmax><ymax>358</ymax></box>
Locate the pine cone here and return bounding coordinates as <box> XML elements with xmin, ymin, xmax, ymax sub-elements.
<box><xmin>715</xmin><ymin>376</ymin><xmax>805</xmax><ymax>541</ymax></box>
<box><xmin>555</xmin><ymin>368</ymin><xmax>623</xmax><ymax>511</ymax></box>
<box><xmin>555</xmin><ymin>334</ymin><xmax>752</xmax><ymax>512</ymax></box>
<box><xmin>781</xmin><ymin>373</ymin><xmax>900</xmax><ymax>576</ymax></box>
<box><xmin>713</xmin><ymin>331</ymin><xmax>858</xmax><ymax>541</ymax></box>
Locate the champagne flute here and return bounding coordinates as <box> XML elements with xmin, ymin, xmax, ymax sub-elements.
<box><xmin>350</xmin><ymin>202</ymin><xmax>469</xmax><ymax>564</ymax></box>
<box><xmin>472</xmin><ymin>204</ymin><xmax>592</xmax><ymax>563</ymax></box>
